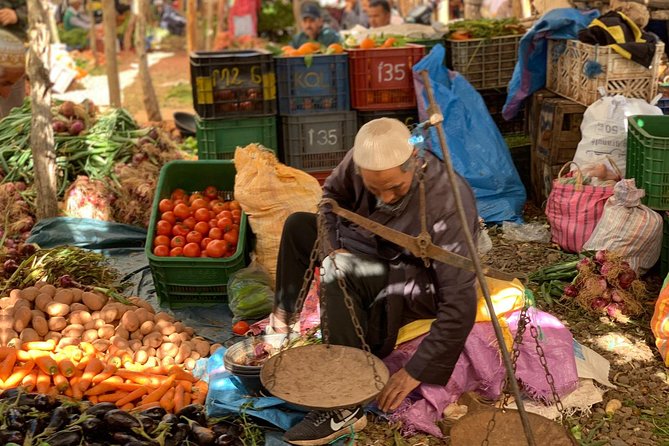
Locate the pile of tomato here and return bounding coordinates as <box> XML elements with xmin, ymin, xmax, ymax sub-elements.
<box><xmin>152</xmin><ymin>186</ymin><xmax>242</xmax><ymax>258</ymax></box>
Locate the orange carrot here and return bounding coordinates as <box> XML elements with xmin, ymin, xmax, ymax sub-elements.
<box><xmin>173</xmin><ymin>383</ymin><xmax>185</xmax><ymax>413</ymax></box>
<box><xmin>70</xmin><ymin>375</ymin><xmax>84</xmax><ymax>399</ymax></box>
<box><xmin>79</xmin><ymin>357</ymin><xmax>104</xmax><ymax>391</ymax></box>
<box><xmin>116</xmin><ymin>370</ymin><xmax>164</xmax><ymax>387</ymax></box>
<box><xmin>168</xmin><ymin>366</ymin><xmax>197</xmax><ymax>382</ymax></box>
<box><xmin>159</xmin><ymin>387</ymin><xmax>175</xmax><ymax>412</ymax></box>
<box><xmin>183</xmin><ymin>390</ymin><xmax>191</xmax><ymax>406</ymax></box>
<box><xmin>2</xmin><ymin>360</ymin><xmax>34</xmax><ymax>388</ymax></box>
<box><xmin>33</xmin><ymin>352</ymin><xmax>58</xmax><ymax>376</ymax></box>
<box><xmin>131</xmin><ymin>401</ymin><xmax>161</xmax><ymax>412</ymax></box>
<box><xmin>60</xmin><ymin>345</ymin><xmax>84</xmax><ymax>362</ymax></box>
<box><xmin>58</xmin><ymin>358</ymin><xmax>76</xmax><ymax>378</ymax></box>
<box><xmin>16</xmin><ymin>350</ymin><xmax>32</xmax><ymax>362</ymax></box>
<box><xmin>79</xmin><ymin>342</ymin><xmax>96</xmax><ymax>356</ymax></box>
<box><xmin>176</xmin><ymin>380</ymin><xmax>193</xmax><ymax>393</ymax></box>
<box><xmin>142</xmin><ymin>374</ymin><xmax>176</xmax><ymax>405</ymax></box>
<box><xmin>22</xmin><ymin>370</ymin><xmax>38</xmax><ymax>392</ymax></box>
<box><xmin>115</xmin><ymin>387</ymin><xmax>148</xmax><ymax>407</ymax></box>
<box><xmin>113</xmin><ymin>382</ymin><xmax>144</xmax><ymax>392</ymax></box>
<box><xmin>0</xmin><ymin>346</ymin><xmax>14</xmax><ymax>360</ymax></box>
<box><xmin>0</xmin><ymin>350</ymin><xmax>17</xmax><ymax>381</ymax></box>
<box><xmin>36</xmin><ymin>370</ymin><xmax>51</xmax><ymax>394</ymax></box>
<box><xmin>98</xmin><ymin>391</ymin><xmax>130</xmax><ymax>403</ymax></box>
<box><xmin>53</xmin><ymin>374</ymin><xmax>69</xmax><ymax>393</ymax></box>
<box><xmin>92</xmin><ymin>364</ymin><xmax>117</xmax><ymax>384</ymax></box>
<box><xmin>120</xmin><ymin>402</ymin><xmax>134</xmax><ymax>411</ymax></box>
<box><xmin>22</xmin><ymin>340</ymin><xmax>56</xmax><ymax>351</ymax></box>
<box><xmin>84</xmin><ymin>382</ymin><xmax>117</xmax><ymax>396</ymax></box>
<box><xmin>64</xmin><ymin>387</ymin><xmax>74</xmax><ymax>398</ymax></box>
<box><xmin>193</xmin><ymin>380</ymin><xmax>208</xmax><ymax>405</ymax></box>
<box><xmin>88</xmin><ymin>395</ymin><xmax>99</xmax><ymax>404</ymax></box>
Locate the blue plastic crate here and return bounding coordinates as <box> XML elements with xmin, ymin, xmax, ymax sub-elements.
<box><xmin>659</xmin><ymin>97</ymin><xmax>669</xmax><ymax>115</ymax></box>
<box><xmin>275</xmin><ymin>54</ymin><xmax>350</xmax><ymax>115</ymax></box>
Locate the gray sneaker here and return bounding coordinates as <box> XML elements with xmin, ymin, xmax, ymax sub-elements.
<box><xmin>283</xmin><ymin>406</ymin><xmax>367</xmax><ymax>445</ymax></box>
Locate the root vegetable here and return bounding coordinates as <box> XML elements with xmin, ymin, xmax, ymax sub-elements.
<box><xmin>618</xmin><ymin>270</ymin><xmax>636</xmax><ymax>290</ymax></box>
<box><xmin>128</xmin><ymin>339</ymin><xmax>142</xmax><ymax>352</ymax></box>
<box><xmin>13</xmin><ymin>306</ymin><xmax>31</xmax><ymax>332</ymax></box>
<box><xmin>32</xmin><ymin>316</ymin><xmax>49</xmax><ymax>337</ymax></box>
<box><xmin>210</xmin><ymin>343</ymin><xmax>222</xmax><ymax>355</ymax></box>
<box><xmin>62</xmin><ymin>324</ymin><xmax>84</xmax><ymax>338</ymax></box>
<box><xmin>100</xmin><ymin>304</ymin><xmax>120</xmax><ymax>323</ymax></box>
<box><xmin>120</xmin><ymin>311</ymin><xmax>140</xmax><ymax>332</ymax></box>
<box><xmin>31</xmin><ymin>309</ymin><xmax>45</xmax><ymax>319</ymax></box>
<box><xmin>57</xmin><ymin>337</ymin><xmax>80</xmax><ymax>349</ymax></box>
<box><xmin>40</xmin><ymin>284</ymin><xmax>57</xmax><ymax>297</ymax></box>
<box><xmin>84</xmin><ymin>320</ymin><xmax>96</xmax><ymax>330</ymax></box>
<box><xmin>53</xmin><ymin>289</ymin><xmax>74</xmax><ymax>305</ymax></box>
<box><xmin>145</xmin><ymin>356</ymin><xmax>159</xmax><ymax>368</ymax></box>
<box><xmin>92</xmin><ymin>339</ymin><xmax>110</xmax><ymax>352</ymax></box>
<box><xmin>158</xmin><ymin>342</ymin><xmax>178</xmax><ymax>359</ymax></box>
<box><xmin>155</xmin><ymin>312</ymin><xmax>174</xmax><ymax>323</ymax></box>
<box><xmin>110</xmin><ymin>336</ymin><xmax>128</xmax><ymax>350</ymax></box>
<box><xmin>605</xmin><ymin>399</ymin><xmax>622</xmax><ymax>415</ymax></box>
<box><xmin>115</xmin><ymin>326</ymin><xmax>130</xmax><ymax>340</ymax></box>
<box><xmin>175</xmin><ymin>343</ymin><xmax>192</xmax><ymax>364</ymax></box>
<box><xmin>178</xmin><ymin>332</ymin><xmax>191</xmax><ymax>342</ymax></box>
<box><xmin>594</xmin><ymin>250</ymin><xmax>608</xmax><ymax>264</ymax></box>
<box><xmin>35</xmin><ymin>294</ymin><xmax>52</xmax><ymax>312</ymax></box>
<box><xmin>45</xmin><ymin>331</ymin><xmax>63</xmax><ymax>343</ymax></box>
<box><xmin>174</xmin><ymin>322</ymin><xmax>185</xmax><ymax>333</ymax></box>
<box><xmin>69</xmin><ymin>310</ymin><xmax>91</xmax><ymax>325</ymax></box>
<box><xmin>13</xmin><ymin>298</ymin><xmax>30</xmax><ymax>310</ymax></box>
<box><xmin>47</xmin><ymin>316</ymin><xmax>67</xmax><ymax>332</ymax></box>
<box><xmin>82</xmin><ymin>292</ymin><xmax>107</xmax><ymax>311</ymax></box>
<box><xmin>83</xmin><ymin>329</ymin><xmax>99</xmax><ymax>342</ymax></box>
<box><xmin>20</xmin><ymin>328</ymin><xmax>40</xmax><ymax>342</ymax></box>
<box><xmin>184</xmin><ymin>358</ymin><xmax>196</xmax><ymax>370</ymax></box>
<box><xmin>192</xmin><ymin>339</ymin><xmax>210</xmax><ymax>357</ymax></box>
<box><xmin>70</xmin><ymin>288</ymin><xmax>83</xmax><ymax>303</ymax></box>
<box><xmin>134</xmin><ymin>308</ymin><xmax>151</xmax><ymax>324</ymax></box>
<box><xmin>183</xmin><ymin>326</ymin><xmax>194</xmax><ymax>336</ymax></box>
<box><xmin>143</xmin><ymin>332</ymin><xmax>162</xmax><ymax>349</ymax></box>
<box><xmin>156</xmin><ymin>320</ymin><xmax>176</xmax><ymax>336</ymax></box>
<box><xmin>168</xmin><ymin>332</ymin><xmax>182</xmax><ymax>345</ymax></box>
<box><xmin>134</xmin><ymin>348</ymin><xmax>149</xmax><ymax>364</ymax></box>
<box><xmin>91</xmin><ymin>311</ymin><xmax>101</xmax><ymax>320</ymax></box>
<box><xmin>46</xmin><ymin>302</ymin><xmax>70</xmax><ymax>317</ymax></box>
<box><xmin>70</xmin><ymin>303</ymin><xmax>89</xmax><ymax>313</ymax></box>
<box><xmin>190</xmin><ymin>351</ymin><xmax>201</xmax><ymax>361</ymax></box>
<box><xmin>93</xmin><ymin>318</ymin><xmax>106</xmax><ymax>329</ymax></box>
<box><xmin>128</xmin><ymin>296</ymin><xmax>154</xmax><ymax>313</ymax></box>
<box><xmin>130</xmin><ymin>330</ymin><xmax>143</xmax><ymax>340</ymax></box>
<box><xmin>20</xmin><ymin>287</ymin><xmax>40</xmax><ymax>302</ymax></box>
<box><xmin>162</xmin><ymin>356</ymin><xmax>176</xmax><ymax>367</ymax></box>
<box><xmin>98</xmin><ymin>324</ymin><xmax>115</xmax><ymax>340</ymax></box>
<box><xmin>140</xmin><ymin>320</ymin><xmax>155</xmax><ymax>335</ymax></box>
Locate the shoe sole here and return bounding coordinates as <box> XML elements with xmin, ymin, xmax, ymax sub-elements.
<box><xmin>285</xmin><ymin>415</ymin><xmax>368</xmax><ymax>446</ymax></box>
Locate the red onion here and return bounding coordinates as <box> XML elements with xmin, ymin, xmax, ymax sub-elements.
<box><xmin>52</xmin><ymin>120</ymin><xmax>68</xmax><ymax>133</ymax></box>
<box><xmin>599</xmin><ymin>261</ymin><xmax>612</xmax><ymax>276</ymax></box>
<box><xmin>3</xmin><ymin>259</ymin><xmax>18</xmax><ymax>274</ymax></box>
<box><xmin>59</xmin><ymin>275</ymin><xmax>74</xmax><ymax>287</ymax></box>
<box><xmin>591</xmin><ymin>298</ymin><xmax>607</xmax><ymax>311</ymax></box>
<box><xmin>602</xmin><ymin>289</ymin><xmax>612</xmax><ymax>302</ymax></box>
<box><xmin>5</xmin><ymin>247</ymin><xmax>17</xmax><ymax>258</ymax></box>
<box><xmin>594</xmin><ymin>250</ymin><xmax>608</xmax><ymax>264</ymax></box>
<box><xmin>617</xmin><ymin>270</ymin><xmax>636</xmax><ymax>290</ymax></box>
<box><xmin>148</xmin><ymin>128</ymin><xmax>159</xmax><ymax>140</ymax></box>
<box><xmin>576</xmin><ymin>257</ymin><xmax>593</xmax><ymax>272</ymax></box>
<box><xmin>610</xmin><ymin>290</ymin><xmax>624</xmax><ymax>303</ymax></box>
<box><xmin>14</xmin><ymin>181</ymin><xmax>26</xmax><ymax>192</ymax></box>
<box><xmin>18</xmin><ymin>243</ymin><xmax>36</xmax><ymax>256</ymax></box>
<box><xmin>20</xmin><ymin>232</ymin><xmax>30</xmax><ymax>241</ymax></box>
<box><xmin>4</xmin><ymin>239</ymin><xmax>15</xmax><ymax>249</ymax></box>
<box><xmin>563</xmin><ymin>285</ymin><xmax>579</xmax><ymax>298</ymax></box>
<box><xmin>69</xmin><ymin>119</ymin><xmax>85</xmax><ymax>136</ymax></box>
<box><xmin>606</xmin><ymin>303</ymin><xmax>621</xmax><ymax>318</ymax></box>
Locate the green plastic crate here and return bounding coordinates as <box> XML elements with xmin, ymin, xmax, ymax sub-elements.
<box><xmin>196</xmin><ymin>116</ymin><xmax>277</xmax><ymax>160</ymax></box>
<box><xmin>145</xmin><ymin>160</ymin><xmax>249</xmax><ymax>308</ymax></box>
<box><xmin>626</xmin><ymin>115</ymin><xmax>669</xmax><ymax>210</ymax></box>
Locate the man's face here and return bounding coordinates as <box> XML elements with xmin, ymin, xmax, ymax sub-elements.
<box><xmin>367</xmin><ymin>5</ymin><xmax>390</xmax><ymax>27</ymax></box>
<box><xmin>0</xmin><ymin>67</ymin><xmax>24</xmax><ymax>98</ymax></box>
<box><xmin>359</xmin><ymin>162</ymin><xmax>415</xmax><ymax>206</ymax></box>
<box><xmin>301</xmin><ymin>16</ymin><xmax>323</xmax><ymax>40</ymax></box>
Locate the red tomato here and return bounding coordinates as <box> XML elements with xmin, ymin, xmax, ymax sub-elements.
<box><xmin>170</xmin><ymin>247</ymin><xmax>183</xmax><ymax>257</ymax></box>
<box><xmin>218</xmin><ymin>210</ymin><xmax>233</xmax><ymax>220</ymax></box>
<box><xmin>194</xmin><ymin>221</ymin><xmax>210</xmax><ymax>235</ymax></box>
<box><xmin>231</xmin><ymin>209</ymin><xmax>241</xmax><ymax>221</ymax></box>
<box><xmin>158</xmin><ymin>199</ymin><xmax>174</xmax><ymax>213</ymax></box>
<box><xmin>161</xmin><ymin>211</ymin><xmax>177</xmax><ymax>225</ymax></box>
<box><xmin>171</xmin><ymin>235</ymin><xmax>186</xmax><ymax>248</ymax></box>
<box><xmin>204</xmin><ymin>186</ymin><xmax>218</xmax><ymax>199</ymax></box>
<box><xmin>217</xmin><ymin>217</ymin><xmax>233</xmax><ymax>231</ymax></box>
<box><xmin>223</xmin><ymin>230</ymin><xmax>239</xmax><ymax>246</ymax></box>
<box><xmin>172</xmin><ymin>223</ymin><xmax>189</xmax><ymax>237</ymax></box>
<box><xmin>200</xmin><ymin>252</ymin><xmax>209</xmax><ymax>258</ymax></box>
<box><xmin>189</xmin><ymin>194</ymin><xmax>206</xmax><ymax>206</ymax></box>
<box><xmin>232</xmin><ymin>320</ymin><xmax>250</xmax><ymax>335</ymax></box>
<box><xmin>154</xmin><ymin>235</ymin><xmax>170</xmax><ymax>247</ymax></box>
<box><xmin>173</xmin><ymin>203</ymin><xmax>191</xmax><ymax>220</ymax></box>
<box><xmin>209</xmin><ymin>227</ymin><xmax>223</xmax><ymax>240</ymax></box>
<box><xmin>229</xmin><ymin>200</ymin><xmax>242</xmax><ymax>211</ymax></box>
<box><xmin>171</xmin><ymin>188</ymin><xmax>186</xmax><ymax>201</ymax></box>
<box><xmin>206</xmin><ymin>240</ymin><xmax>225</xmax><ymax>258</ymax></box>
<box><xmin>153</xmin><ymin>245</ymin><xmax>169</xmax><ymax>256</ymax></box>
<box><xmin>156</xmin><ymin>220</ymin><xmax>172</xmax><ymax>236</ymax></box>
<box><xmin>209</xmin><ymin>219</ymin><xmax>218</xmax><ymax>229</ymax></box>
<box><xmin>231</xmin><ymin>224</ymin><xmax>240</xmax><ymax>232</ymax></box>
<box><xmin>201</xmin><ymin>237</ymin><xmax>212</xmax><ymax>250</ymax></box>
<box><xmin>186</xmin><ymin>231</ymin><xmax>203</xmax><ymax>244</ymax></box>
<box><xmin>221</xmin><ymin>201</ymin><xmax>231</xmax><ymax>211</ymax></box>
<box><xmin>211</xmin><ymin>202</ymin><xmax>225</xmax><ymax>214</ymax></box>
<box><xmin>183</xmin><ymin>217</ymin><xmax>197</xmax><ymax>230</ymax></box>
<box><xmin>183</xmin><ymin>242</ymin><xmax>201</xmax><ymax>258</ymax></box>
<box><xmin>194</xmin><ymin>208</ymin><xmax>211</xmax><ymax>222</ymax></box>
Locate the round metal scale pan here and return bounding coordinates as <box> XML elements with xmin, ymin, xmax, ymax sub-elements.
<box><xmin>260</xmin><ymin>344</ymin><xmax>390</xmax><ymax>410</ymax></box>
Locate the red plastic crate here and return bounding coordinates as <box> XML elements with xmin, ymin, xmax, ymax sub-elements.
<box><xmin>309</xmin><ymin>170</ymin><xmax>332</xmax><ymax>186</ymax></box>
<box><xmin>348</xmin><ymin>44</ymin><xmax>425</xmax><ymax>111</ymax></box>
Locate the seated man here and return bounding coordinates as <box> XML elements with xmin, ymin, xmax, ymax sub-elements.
<box><xmin>0</xmin><ymin>29</ymin><xmax>25</xmax><ymax>119</ymax></box>
<box><xmin>272</xmin><ymin>118</ymin><xmax>480</xmax><ymax>445</ymax></box>
<box><xmin>291</xmin><ymin>1</ymin><xmax>341</xmax><ymax>49</ymax></box>
<box><xmin>63</xmin><ymin>0</ymin><xmax>91</xmax><ymax>30</ymax></box>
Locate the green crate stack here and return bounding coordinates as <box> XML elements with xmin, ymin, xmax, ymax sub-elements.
<box><xmin>145</xmin><ymin>160</ymin><xmax>250</xmax><ymax>308</ymax></box>
<box><xmin>626</xmin><ymin>115</ymin><xmax>669</xmax><ymax>210</ymax></box>
<box><xmin>196</xmin><ymin>116</ymin><xmax>277</xmax><ymax>160</ymax></box>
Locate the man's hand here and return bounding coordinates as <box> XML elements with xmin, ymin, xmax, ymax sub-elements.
<box><xmin>377</xmin><ymin>368</ymin><xmax>420</xmax><ymax>412</ymax></box>
<box><xmin>0</xmin><ymin>8</ymin><xmax>18</xmax><ymax>26</ymax></box>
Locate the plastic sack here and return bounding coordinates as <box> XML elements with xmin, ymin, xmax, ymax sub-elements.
<box><xmin>573</xmin><ymin>95</ymin><xmax>662</xmax><ymax>177</ymax></box>
<box><xmin>502</xmin><ymin>221</ymin><xmax>551</xmax><ymax>243</ymax></box>
<box><xmin>227</xmin><ymin>262</ymin><xmax>274</xmax><ymax>322</ymax></box>
<box><xmin>234</xmin><ymin>144</ymin><xmax>323</xmax><ymax>287</ymax></box>
<box><xmin>651</xmin><ymin>273</ymin><xmax>669</xmax><ymax>367</ymax></box>
<box><xmin>412</xmin><ymin>44</ymin><xmax>526</xmax><ymax>224</ymax></box>
<box><xmin>583</xmin><ymin>179</ymin><xmax>662</xmax><ymax>274</ymax></box>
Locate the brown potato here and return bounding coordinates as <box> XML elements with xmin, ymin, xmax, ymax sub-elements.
<box><xmin>82</xmin><ymin>329</ymin><xmax>98</xmax><ymax>342</ymax></box>
<box><xmin>98</xmin><ymin>324</ymin><xmax>115</xmax><ymax>340</ymax></box>
<box><xmin>81</xmin><ymin>291</ymin><xmax>107</xmax><ymax>311</ymax></box>
<box><xmin>31</xmin><ymin>315</ymin><xmax>49</xmax><ymax>337</ymax></box>
<box><xmin>53</xmin><ymin>289</ymin><xmax>74</xmax><ymax>306</ymax></box>
<box><xmin>69</xmin><ymin>303</ymin><xmax>88</xmax><ymax>313</ymax></box>
<box><xmin>68</xmin><ymin>310</ymin><xmax>91</xmax><ymax>326</ymax></box>
<box><xmin>120</xmin><ymin>311</ymin><xmax>140</xmax><ymax>332</ymax></box>
<box><xmin>139</xmin><ymin>320</ymin><xmax>155</xmax><ymax>336</ymax></box>
<box><xmin>47</xmin><ymin>316</ymin><xmax>67</xmax><ymax>332</ymax></box>
<box><xmin>34</xmin><ymin>294</ymin><xmax>52</xmax><ymax>312</ymax></box>
<box><xmin>20</xmin><ymin>328</ymin><xmax>40</xmax><ymax>342</ymax></box>
<box><xmin>45</xmin><ymin>302</ymin><xmax>70</xmax><ymax>318</ymax></box>
<box><xmin>39</xmin><ymin>284</ymin><xmax>57</xmax><ymax>298</ymax></box>
<box><xmin>62</xmin><ymin>324</ymin><xmax>84</xmax><ymax>339</ymax></box>
<box><xmin>19</xmin><ymin>287</ymin><xmax>40</xmax><ymax>302</ymax></box>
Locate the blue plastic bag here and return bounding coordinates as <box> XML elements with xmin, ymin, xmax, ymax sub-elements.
<box><xmin>412</xmin><ymin>45</ymin><xmax>526</xmax><ymax>224</ymax></box>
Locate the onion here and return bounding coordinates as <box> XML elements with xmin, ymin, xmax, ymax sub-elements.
<box><xmin>3</xmin><ymin>259</ymin><xmax>18</xmax><ymax>274</ymax></box>
<box><xmin>52</xmin><ymin>120</ymin><xmax>68</xmax><ymax>133</ymax></box>
<box><xmin>148</xmin><ymin>128</ymin><xmax>159</xmax><ymax>140</ymax></box>
<box><xmin>594</xmin><ymin>250</ymin><xmax>608</xmax><ymax>264</ymax></box>
<box><xmin>4</xmin><ymin>239</ymin><xmax>15</xmax><ymax>249</ymax></box>
<box><xmin>617</xmin><ymin>270</ymin><xmax>636</xmax><ymax>290</ymax></box>
<box><xmin>59</xmin><ymin>274</ymin><xmax>74</xmax><ymax>288</ymax></box>
<box><xmin>5</xmin><ymin>247</ymin><xmax>18</xmax><ymax>258</ymax></box>
<box><xmin>18</xmin><ymin>243</ymin><xmax>36</xmax><ymax>256</ymax></box>
<box><xmin>14</xmin><ymin>181</ymin><xmax>26</xmax><ymax>192</ymax></box>
<box><xmin>138</xmin><ymin>137</ymin><xmax>153</xmax><ymax>146</ymax></box>
<box><xmin>599</xmin><ymin>261</ymin><xmax>613</xmax><ymax>276</ymax></box>
<box><xmin>602</xmin><ymin>289</ymin><xmax>611</xmax><ymax>302</ymax></box>
<box><xmin>592</xmin><ymin>298</ymin><xmax>607</xmax><ymax>311</ymax></box>
<box><xmin>606</xmin><ymin>303</ymin><xmax>621</xmax><ymax>318</ymax></box>
<box><xmin>563</xmin><ymin>285</ymin><xmax>579</xmax><ymax>298</ymax></box>
<box><xmin>576</xmin><ymin>257</ymin><xmax>593</xmax><ymax>272</ymax></box>
<box><xmin>132</xmin><ymin>153</ymin><xmax>147</xmax><ymax>165</ymax></box>
<box><xmin>69</xmin><ymin>119</ymin><xmax>85</xmax><ymax>136</ymax></box>
<box><xmin>59</xmin><ymin>101</ymin><xmax>75</xmax><ymax>118</ymax></box>
<box><xmin>610</xmin><ymin>290</ymin><xmax>624</xmax><ymax>303</ymax></box>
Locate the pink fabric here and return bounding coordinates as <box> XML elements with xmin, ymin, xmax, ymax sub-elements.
<box><xmin>384</xmin><ymin>309</ymin><xmax>579</xmax><ymax>437</ymax></box>
<box><xmin>545</xmin><ymin>178</ymin><xmax>613</xmax><ymax>253</ymax></box>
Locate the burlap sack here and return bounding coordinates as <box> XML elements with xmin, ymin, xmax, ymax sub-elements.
<box><xmin>234</xmin><ymin>144</ymin><xmax>322</xmax><ymax>288</ymax></box>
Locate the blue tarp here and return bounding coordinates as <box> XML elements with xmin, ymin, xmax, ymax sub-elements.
<box><xmin>412</xmin><ymin>44</ymin><xmax>526</xmax><ymax>224</ymax></box>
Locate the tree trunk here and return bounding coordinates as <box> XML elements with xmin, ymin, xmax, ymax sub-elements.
<box><xmin>463</xmin><ymin>0</ymin><xmax>482</xmax><ymax>19</ymax></box>
<box><xmin>217</xmin><ymin>0</ymin><xmax>227</xmax><ymax>32</ymax></box>
<box><xmin>186</xmin><ymin>0</ymin><xmax>197</xmax><ymax>52</ymax></box>
<box><xmin>293</xmin><ymin>0</ymin><xmax>301</xmax><ymax>29</ymax></box>
<box><xmin>123</xmin><ymin>14</ymin><xmax>137</xmax><ymax>52</ymax></box>
<box><xmin>26</xmin><ymin>0</ymin><xmax>58</xmax><ymax>219</ymax></box>
<box><xmin>89</xmin><ymin>11</ymin><xmax>98</xmax><ymax>66</ymax></box>
<box><xmin>103</xmin><ymin>0</ymin><xmax>122</xmax><ymax>107</ymax></box>
<box><xmin>46</xmin><ymin>3</ymin><xmax>60</xmax><ymax>44</ymax></box>
<box><xmin>205</xmin><ymin>0</ymin><xmax>215</xmax><ymax>50</ymax></box>
<box><xmin>136</xmin><ymin>0</ymin><xmax>162</xmax><ymax>122</ymax></box>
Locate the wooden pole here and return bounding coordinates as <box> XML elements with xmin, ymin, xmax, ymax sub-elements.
<box><xmin>136</xmin><ymin>0</ymin><xmax>162</xmax><ymax>121</ymax></box>
<box><xmin>102</xmin><ymin>0</ymin><xmax>122</xmax><ymax>107</ymax></box>
<box><xmin>26</xmin><ymin>0</ymin><xmax>58</xmax><ymax>219</ymax></box>
<box><xmin>186</xmin><ymin>0</ymin><xmax>197</xmax><ymax>52</ymax></box>
<box><xmin>47</xmin><ymin>3</ymin><xmax>60</xmax><ymax>43</ymax></box>
<box><xmin>123</xmin><ymin>14</ymin><xmax>137</xmax><ymax>52</ymax></box>
<box><xmin>89</xmin><ymin>10</ymin><xmax>98</xmax><ymax>66</ymax></box>
<box><xmin>217</xmin><ymin>0</ymin><xmax>227</xmax><ymax>32</ymax></box>
<box><xmin>205</xmin><ymin>0</ymin><xmax>215</xmax><ymax>50</ymax></box>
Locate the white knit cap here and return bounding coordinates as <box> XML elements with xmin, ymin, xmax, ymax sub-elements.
<box><xmin>352</xmin><ymin>118</ymin><xmax>413</xmax><ymax>171</ymax></box>
<box><xmin>0</xmin><ymin>30</ymin><xmax>25</xmax><ymax>68</ymax></box>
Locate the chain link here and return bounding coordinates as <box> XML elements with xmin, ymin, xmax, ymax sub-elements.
<box><xmin>529</xmin><ymin>324</ymin><xmax>567</xmax><ymax>422</ymax></box>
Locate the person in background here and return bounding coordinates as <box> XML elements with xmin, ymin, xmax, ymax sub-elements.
<box><xmin>366</xmin><ymin>0</ymin><xmax>391</xmax><ymax>27</ymax></box>
<box><xmin>292</xmin><ymin>1</ymin><xmax>341</xmax><ymax>48</ymax></box>
<box><xmin>63</xmin><ymin>0</ymin><xmax>92</xmax><ymax>30</ymax></box>
<box><xmin>0</xmin><ymin>1</ymin><xmax>26</xmax><ymax>119</ymax></box>
<box><xmin>154</xmin><ymin>0</ymin><xmax>185</xmax><ymax>35</ymax></box>
<box><xmin>0</xmin><ymin>0</ymin><xmax>26</xmax><ymax>39</ymax></box>
<box><xmin>340</xmin><ymin>0</ymin><xmax>368</xmax><ymax>29</ymax></box>
<box><xmin>272</xmin><ymin>118</ymin><xmax>479</xmax><ymax>445</ymax></box>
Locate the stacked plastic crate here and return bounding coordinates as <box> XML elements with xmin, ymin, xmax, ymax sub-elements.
<box><xmin>189</xmin><ymin>50</ymin><xmax>278</xmax><ymax>159</ymax></box>
<box><xmin>275</xmin><ymin>52</ymin><xmax>356</xmax><ymax>183</ymax></box>
<box><xmin>348</xmin><ymin>43</ymin><xmax>425</xmax><ymax>137</ymax></box>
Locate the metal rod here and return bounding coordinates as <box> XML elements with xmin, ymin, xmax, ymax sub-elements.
<box><xmin>418</xmin><ymin>70</ymin><xmax>537</xmax><ymax>446</ymax></box>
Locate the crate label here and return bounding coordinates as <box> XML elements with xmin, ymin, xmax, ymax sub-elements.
<box><xmin>305</xmin><ymin>123</ymin><xmax>340</xmax><ymax>151</ymax></box>
<box><xmin>292</xmin><ymin>68</ymin><xmax>333</xmax><ymax>95</ymax></box>
<box><xmin>211</xmin><ymin>65</ymin><xmax>264</xmax><ymax>89</ymax></box>
<box><xmin>263</xmin><ymin>73</ymin><xmax>277</xmax><ymax>100</ymax></box>
<box><xmin>372</xmin><ymin>61</ymin><xmax>409</xmax><ymax>88</ymax></box>
<box><xmin>196</xmin><ymin>77</ymin><xmax>214</xmax><ymax>104</ymax></box>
